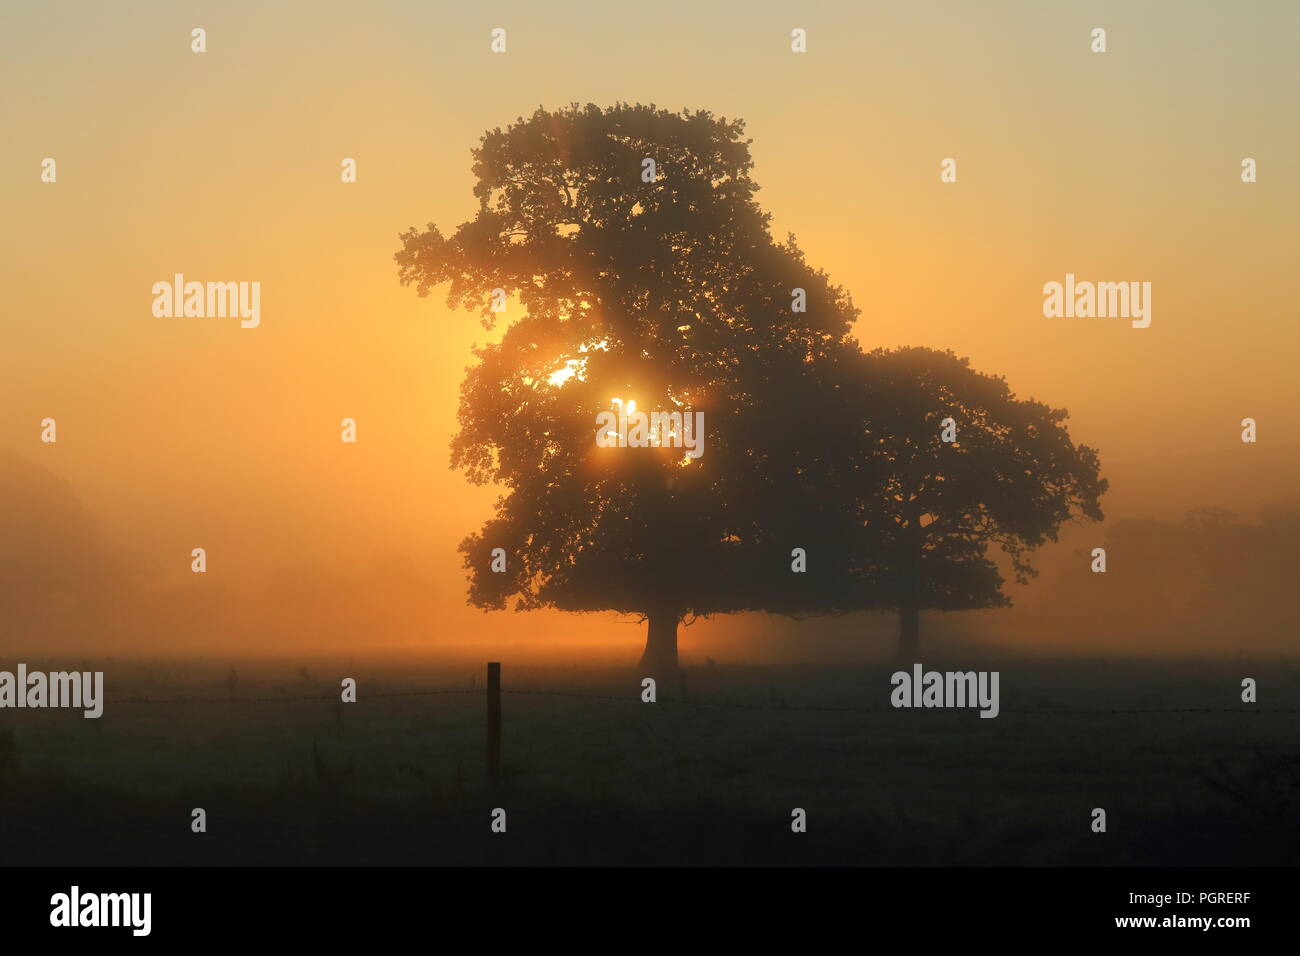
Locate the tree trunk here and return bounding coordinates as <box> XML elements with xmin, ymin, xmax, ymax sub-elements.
<box><xmin>897</xmin><ymin>603</ymin><xmax>920</xmax><ymax>661</ymax></box>
<box><xmin>640</xmin><ymin>610</ymin><xmax>679</xmax><ymax>675</ymax></box>
<box><xmin>896</xmin><ymin>525</ymin><xmax>924</xmax><ymax>661</ymax></box>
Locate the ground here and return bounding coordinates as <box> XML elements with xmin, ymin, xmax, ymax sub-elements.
<box><xmin>1</xmin><ymin>656</ymin><xmax>1296</xmax><ymax>865</ymax></box>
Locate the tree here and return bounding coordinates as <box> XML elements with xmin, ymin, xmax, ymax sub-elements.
<box><xmin>395</xmin><ymin>103</ymin><xmax>859</xmax><ymax>672</ymax></box>
<box><xmin>0</xmin><ymin>451</ymin><xmax>120</xmax><ymax>647</ymax></box>
<box><xmin>834</xmin><ymin>347</ymin><xmax>1108</xmax><ymax>658</ymax></box>
<box><xmin>1040</xmin><ymin>503</ymin><xmax>1298</xmax><ymax>649</ymax></box>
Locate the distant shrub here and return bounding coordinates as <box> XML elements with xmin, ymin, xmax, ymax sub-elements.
<box><xmin>1206</xmin><ymin>751</ymin><xmax>1300</xmax><ymax>819</ymax></box>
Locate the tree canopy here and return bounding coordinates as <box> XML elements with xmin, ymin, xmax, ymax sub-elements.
<box><xmin>396</xmin><ymin>103</ymin><xmax>860</xmax><ymax>671</ymax></box>
<box><xmin>397</xmin><ymin>103</ymin><xmax>1108</xmax><ymax>668</ymax></box>
<box><xmin>846</xmin><ymin>347</ymin><xmax>1108</xmax><ymax>656</ymax></box>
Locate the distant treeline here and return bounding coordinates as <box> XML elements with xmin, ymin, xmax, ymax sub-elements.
<box><xmin>1028</xmin><ymin>501</ymin><xmax>1300</xmax><ymax>650</ymax></box>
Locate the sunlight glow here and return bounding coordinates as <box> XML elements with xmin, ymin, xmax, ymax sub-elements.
<box><xmin>547</xmin><ymin>363</ymin><xmax>581</xmax><ymax>386</ymax></box>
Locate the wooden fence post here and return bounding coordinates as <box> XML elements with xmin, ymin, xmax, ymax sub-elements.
<box><xmin>486</xmin><ymin>662</ymin><xmax>501</xmax><ymax>789</ymax></box>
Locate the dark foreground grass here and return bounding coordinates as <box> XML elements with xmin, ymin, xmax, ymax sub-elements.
<box><xmin>0</xmin><ymin>657</ymin><xmax>1296</xmax><ymax>865</ymax></box>
<box><xmin>0</xmin><ymin>772</ymin><xmax>1295</xmax><ymax>866</ymax></box>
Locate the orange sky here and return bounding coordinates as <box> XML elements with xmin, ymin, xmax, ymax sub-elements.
<box><xmin>2</xmin><ymin>1</ymin><xmax>1297</xmax><ymax>659</ymax></box>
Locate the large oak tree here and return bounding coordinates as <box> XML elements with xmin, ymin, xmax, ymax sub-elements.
<box><xmin>396</xmin><ymin>103</ymin><xmax>859</xmax><ymax>672</ymax></box>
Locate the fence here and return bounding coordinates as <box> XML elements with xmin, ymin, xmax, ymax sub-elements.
<box><xmin>102</xmin><ymin>662</ymin><xmax>1300</xmax><ymax>787</ymax></box>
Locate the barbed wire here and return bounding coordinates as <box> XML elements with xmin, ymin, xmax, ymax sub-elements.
<box><xmin>111</xmin><ymin>688</ymin><xmax>480</xmax><ymax>705</ymax></box>
<box><xmin>99</xmin><ymin>685</ymin><xmax>1300</xmax><ymax>716</ymax></box>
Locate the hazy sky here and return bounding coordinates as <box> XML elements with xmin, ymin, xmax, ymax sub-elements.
<box><xmin>2</xmin><ymin>1</ymin><xmax>1297</xmax><ymax>658</ymax></box>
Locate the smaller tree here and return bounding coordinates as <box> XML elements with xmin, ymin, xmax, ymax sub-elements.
<box><xmin>846</xmin><ymin>347</ymin><xmax>1108</xmax><ymax>658</ymax></box>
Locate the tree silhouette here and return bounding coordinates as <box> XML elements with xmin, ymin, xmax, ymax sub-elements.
<box><xmin>395</xmin><ymin>103</ymin><xmax>859</xmax><ymax>672</ymax></box>
<box><xmin>1041</xmin><ymin>503</ymin><xmax>1298</xmax><ymax>649</ymax></box>
<box><xmin>840</xmin><ymin>347</ymin><xmax>1108</xmax><ymax>658</ymax></box>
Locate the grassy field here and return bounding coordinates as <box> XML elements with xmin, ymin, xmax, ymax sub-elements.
<box><xmin>1</xmin><ymin>655</ymin><xmax>1297</xmax><ymax>865</ymax></box>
